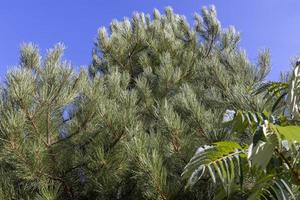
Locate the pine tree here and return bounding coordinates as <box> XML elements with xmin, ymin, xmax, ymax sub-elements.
<box><xmin>184</xmin><ymin>61</ymin><xmax>300</xmax><ymax>199</ymax></box>
<box><xmin>89</xmin><ymin>7</ymin><xmax>269</xmax><ymax>198</ymax></box>
<box><xmin>0</xmin><ymin>5</ymin><xmax>285</xmax><ymax>200</ymax></box>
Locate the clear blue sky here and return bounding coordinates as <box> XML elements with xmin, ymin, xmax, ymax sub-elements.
<box><xmin>0</xmin><ymin>0</ymin><xmax>299</xmax><ymax>80</ymax></box>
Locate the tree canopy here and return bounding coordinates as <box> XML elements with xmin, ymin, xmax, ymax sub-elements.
<box><xmin>0</xmin><ymin>5</ymin><xmax>298</xmax><ymax>200</ymax></box>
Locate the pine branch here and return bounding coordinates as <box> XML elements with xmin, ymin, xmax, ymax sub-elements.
<box><xmin>39</xmin><ymin>171</ymin><xmax>74</xmax><ymax>200</ymax></box>
<box><xmin>50</xmin><ymin>111</ymin><xmax>96</xmax><ymax>146</ymax></box>
<box><xmin>20</xmin><ymin>103</ymin><xmax>48</xmax><ymax>147</ymax></box>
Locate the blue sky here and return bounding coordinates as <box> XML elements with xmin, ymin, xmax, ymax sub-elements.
<box><xmin>0</xmin><ymin>0</ymin><xmax>299</xmax><ymax>80</ymax></box>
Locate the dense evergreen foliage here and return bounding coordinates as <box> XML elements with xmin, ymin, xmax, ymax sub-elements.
<box><xmin>0</xmin><ymin>5</ymin><xmax>298</xmax><ymax>200</ymax></box>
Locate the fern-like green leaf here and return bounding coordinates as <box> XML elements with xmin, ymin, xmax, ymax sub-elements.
<box><xmin>248</xmin><ymin>176</ymin><xmax>295</xmax><ymax>200</ymax></box>
<box><xmin>254</xmin><ymin>82</ymin><xmax>289</xmax><ymax>112</ymax></box>
<box><xmin>182</xmin><ymin>141</ymin><xmax>244</xmax><ymax>196</ymax></box>
<box><xmin>225</xmin><ymin>110</ymin><xmax>269</xmax><ymax>132</ymax></box>
<box><xmin>287</xmin><ymin>64</ymin><xmax>300</xmax><ymax>120</ymax></box>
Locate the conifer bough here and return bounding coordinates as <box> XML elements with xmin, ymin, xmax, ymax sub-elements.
<box><xmin>0</xmin><ymin>5</ymin><xmax>298</xmax><ymax>200</ymax></box>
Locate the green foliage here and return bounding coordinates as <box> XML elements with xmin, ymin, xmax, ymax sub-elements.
<box><xmin>184</xmin><ymin>59</ymin><xmax>300</xmax><ymax>199</ymax></box>
<box><xmin>0</xmin><ymin>4</ymin><xmax>298</xmax><ymax>200</ymax></box>
<box><xmin>276</xmin><ymin>125</ymin><xmax>300</xmax><ymax>143</ymax></box>
<box><xmin>248</xmin><ymin>176</ymin><xmax>294</xmax><ymax>200</ymax></box>
<box><xmin>254</xmin><ymin>82</ymin><xmax>289</xmax><ymax>112</ymax></box>
<box><xmin>227</xmin><ymin>110</ymin><xmax>269</xmax><ymax>133</ymax></box>
<box><xmin>182</xmin><ymin>141</ymin><xmax>244</xmax><ymax>196</ymax></box>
